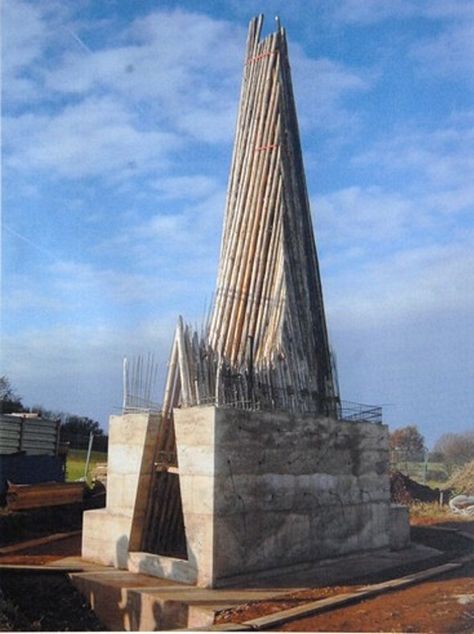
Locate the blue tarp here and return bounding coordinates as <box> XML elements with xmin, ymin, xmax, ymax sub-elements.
<box><xmin>0</xmin><ymin>453</ymin><xmax>65</xmax><ymax>500</ymax></box>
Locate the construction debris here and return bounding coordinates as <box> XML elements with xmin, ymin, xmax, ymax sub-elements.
<box><xmin>390</xmin><ymin>471</ymin><xmax>449</xmax><ymax>505</ymax></box>
<box><xmin>446</xmin><ymin>459</ymin><xmax>474</xmax><ymax>495</ymax></box>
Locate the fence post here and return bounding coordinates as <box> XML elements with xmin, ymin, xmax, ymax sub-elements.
<box><xmin>83</xmin><ymin>432</ymin><xmax>94</xmax><ymax>481</ymax></box>
<box><xmin>18</xmin><ymin>416</ymin><xmax>25</xmax><ymax>452</ymax></box>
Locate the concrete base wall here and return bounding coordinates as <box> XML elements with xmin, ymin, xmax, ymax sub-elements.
<box><xmin>174</xmin><ymin>406</ymin><xmax>396</xmax><ymax>587</ymax></box>
<box><xmin>82</xmin><ymin>412</ymin><xmax>160</xmax><ymax>568</ymax></box>
<box><xmin>389</xmin><ymin>504</ymin><xmax>411</xmax><ymax>550</ymax></box>
<box><xmin>82</xmin><ymin>406</ymin><xmax>408</xmax><ymax>588</ymax></box>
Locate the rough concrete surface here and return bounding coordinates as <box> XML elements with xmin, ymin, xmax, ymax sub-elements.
<box><xmin>174</xmin><ymin>406</ymin><xmax>397</xmax><ymax>587</ymax></box>
<box><xmin>82</xmin><ymin>413</ymin><xmax>160</xmax><ymax>568</ymax></box>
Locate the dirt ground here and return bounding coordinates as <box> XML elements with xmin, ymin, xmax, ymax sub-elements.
<box><xmin>215</xmin><ymin>517</ymin><xmax>474</xmax><ymax>633</ymax></box>
<box><xmin>281</xmin><ymin>561</ymin><xmax>474</xmax><ymax>633</ymax></box>
<box><xmin>0</xmin><ymin>527</ymin><xmax>103</xmax><ymax>631</ymax></box>
<box><xmin>1</xmin><ymin>513</ymin><xmax>473</xmax><ymax>632</ymax></box>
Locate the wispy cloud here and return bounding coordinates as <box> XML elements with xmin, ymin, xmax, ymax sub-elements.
<box><xmin>326</xmin><ymin>238</ymin><xmax>474</xmax><ymax>328</ymax></box>
<box><xmin>354</xmin><ymin>122</ymin><xmax>474</xmax><ymax>195</ymax></box>
<box><xmin>3</xmin><ymin>96</ymin><xmax>181</xmax><ymax>179</ymax></box>
<box><xmin>329</xmin><ymin>0</ymin><xmax>474</xmax><ymax>25</ymax></box>
<box><xmin>4</xmin><ymin>3</ymin><xmax>371</xmax><ymax>185</ymax></box>
<box><xmin>411</xmin><ymin>21</ymin><xmax>474</xmax><ymax>83</ymax></box>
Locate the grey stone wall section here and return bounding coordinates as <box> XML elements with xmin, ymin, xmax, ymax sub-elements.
<box><xmin>174</xmin><ymin>406</ymin><xmax>394</xmax><ymax>587</ymax></box>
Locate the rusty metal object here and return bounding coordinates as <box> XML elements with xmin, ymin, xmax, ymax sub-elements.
<box><xmin>6</xmin><ymin>481</ymin><xmax>85</xmax><ymax>511</ymax></box>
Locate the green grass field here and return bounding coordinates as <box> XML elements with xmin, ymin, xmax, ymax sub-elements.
<box><xmin>391</xmin><ymin>460</ymin><xmax>450</xmax><ymax>488</ymax></box>
<box><xmin>66</xmin><ymin>449</ymin><xmax>107</xmax><ymax>483</ymax></box>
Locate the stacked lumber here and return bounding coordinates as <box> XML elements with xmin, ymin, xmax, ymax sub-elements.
<box><xmin>6</xmin><ymin>482</ymin><xmax>85</xmax><ymax>511</ymax></box>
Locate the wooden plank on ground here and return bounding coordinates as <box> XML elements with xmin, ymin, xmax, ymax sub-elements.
<box><xmin>0</xmin><ymin>530</ymin><xmax>82</xmax><ymax>555</ymax></box>
<box><xmin>0</xmin><ymin>563</ymin><xmax>85</xmax><ymax>573</ymax></box>
<box><xmin>207</xmin><ymin>561</ymin><xmax>462</xmax><ymax>631</ymax></box>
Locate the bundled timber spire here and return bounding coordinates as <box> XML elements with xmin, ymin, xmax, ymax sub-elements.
<box><xmin>162</xmin><ymin>14</ymin><xmax>339</xmax><ymax>431</ymax></box>
<box><xmin>142</xmin><ymin>14</ymin><xmax>340</xmax><ymax>559</ymax></box>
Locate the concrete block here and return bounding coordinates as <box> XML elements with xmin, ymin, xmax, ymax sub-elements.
<box><xmin>109</xmin><ymin>413</ymin><xmax>160</xmax><ymax>445</ymax></box>
<box><xmin>83</xmin><ymin>412</ymin><xmax>160</xmax><ymax>568</ymax></box>
<box><xmin>389</xmin><ymin>504</ymin><xmax>410</xmax><ymax>550</ymax></box>
<box><xmin>174</xmin><ymin>406</ymin><xmax>216</xmax><ymax>446</ymax></box>
<box><xmin>82</xmin><ymin>509</ymin><xmax>132</xmax><ymax>568</ymax></box>
<box><xmin>106</xmin><ymin>473</ymin><xmax>140</xmax><ymax>513</ymax></box>
<box><xmin>181</xmin><ymin>512</ymin><xmax>214</xmax><ymax>585</ymax></box>
<box><xmin>128</xmin><ymin>552</ymin><xmax>197</xmax><ymax>585</ymax></box>
<box><xmin>164</xmin><ymin>407</ymin><xmax>392</xmax><ymax>587</ymax></box>
<box><xmin>176</xmin><ymin>444</ymin><xmax>215</xmax><ymax>477</ymax></box>
<box><xmin>108</xmin><ymin>444</ymin><xmax>147</xmax><ymax>476</ymax></box>
<box><xmin>70</xmin><ymin>570</ymin><xmax>178</xmax><ymax>631</ymax></box>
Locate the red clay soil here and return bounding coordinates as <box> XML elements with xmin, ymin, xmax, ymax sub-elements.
<box><xmin>216</xmin><ymin>518</ymin><xmax>474</xmax><ymax>633</ymax></box>
<box><xmin>281</xmin><ymin>561</ymin><xmax>474</xmax><ymax>633</ymax></box>
<box><xmin>0</xmin><ymin>532</ymin><xmax>82</xmax><ymax>565</ymax></box>
<box><xmin>0</xmin><ymin>532</ymin><xmax>101</xmax><ymax>631</ymax></box>
<box><xmin>2</xmin><ymin>513</ymin><xmax>474</xmax><ymax>632</ymax></box>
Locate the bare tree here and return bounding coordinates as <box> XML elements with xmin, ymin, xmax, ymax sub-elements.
<box><xmin>0</xmin><ymin>376</ymin><xmax>25</xmax><ymax>414</ymax></box>
<box><xmin>434</xmin><ymin>432</ymin><xmax>474</xmax><ymax>468</ymax></box>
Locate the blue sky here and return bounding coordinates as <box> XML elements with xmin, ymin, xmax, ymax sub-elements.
<box><xmin>2</xmin><ymin>0</ymin><xmax>473</xmax><ymax>447</ymax></box>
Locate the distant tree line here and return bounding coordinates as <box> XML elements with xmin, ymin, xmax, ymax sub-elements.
<box><xmin>389</xmin><ymin>423</ymin><xmax>474</xmax><ymax>473</ymax></box>
<box><xmin>0</xmin><ymin>376</ymin><xmax>107</xmax><ymax>452</ymax></box>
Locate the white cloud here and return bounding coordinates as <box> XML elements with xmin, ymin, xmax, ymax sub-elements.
<box><xmin>43</xmin><ymin>9</ymin><xmax>245</xmax><ymax>143</ymax></box>
<box><xmin>354</xmin><ymin>123</ymin><xmax>474</xmax><ymax>195</ymax></box>
<box><xmin>314</xmin><ymin>186</ymin><xmax>417</xmax><ymax>249</ymax></box>
<box><xmin>326</xmin><ymin>0</ymin><xmax>474</xmax><ymax>85</ymax></box>
<box><xmin>2</xmin><ymin>0</ymin><xmax>48</xmax><ymax>104</ymax></box>
<box><xmin>411</xmin><ymin>21</ymin><xmax>474</xmax><ymax>83</ymax></box>
<box><xmin>1</xmin><ymin>318</ymin><xmax>177</xmax><ymax>425</ymax></box>
<box><xmin>329</xmin><ymin>0</ymin><xmax>474</xmax><ymax>25</ymax></box>
<box><xmin>4</xmin><ymin>96</ymin><xmax>180</xmax><ymax>179</ymax></box>
<box><xmin>325</xmin><ymin>239</ymin><xmax>474</xmax><ymax>328</ymax></box>
<box><xmin>151</xmin><ymin>175</ymin><xmax>219</xmax><ymax>200</ymax></box>
<box><xmin>291</xmin><ymin>51</ymin><xmax>369</xmax><ymax>131</ymax></box>
<box><xmin>3</xmin><ymin>4</ymin><xmax>372</xmax><ymax>184</ymax></box>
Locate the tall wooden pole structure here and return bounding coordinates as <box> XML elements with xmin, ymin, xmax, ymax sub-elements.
<box><xmin>161</xmin><ymin>15</ymin><xmax>338</xmax><ymax>419</ymax></box>
<box><xmin>143</xmin><ymin>15</ymin><xmax>339</xmax><ymax>557</ymax></box>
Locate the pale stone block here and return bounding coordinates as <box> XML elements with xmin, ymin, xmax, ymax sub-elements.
<box><xmin>191</xmin><ymin>475</ymin><xmax>214</xmax><ymax>514</ymax></box>
<box><xmin>160</xmin><ymin>407</ymin><xmax>393</xmax><ymax>587</ymax></box>
<box><xmin>389</xmin><ymin>504</ymin><xmax>410</xmax><ymax>550</ymax></box>
<box><xmin>106</xmin><ymin>473</ymin><xmax>141</xmax><ymax>514</ymax></box>
<box><xmin>108</xmin><ymin>443</ymin><xmax>146</xmax><ymax>476</ymax></box>
<box><xmin>179</xmin><ymin>473</ymin><xmax>215</xmax><ymax>516</ymax></box>
<box><xmin>82</xmin><ymin>412</ymin><xmax>160</xmax><ymax>568</ymax></box>
<box><xmin>174</xmin><ymin>406</ymin><xmax>215</xmax><ymax>446</ymax></box>
<box><xmin>183</xmin><ymin>512</ymin><xmax>214</xmax><ymax>581</ymax></box>
<box><xmin>109</xmin><ymin>413</ymin><xmax>160</xmax><ymax>446</ymax></box>
<box><xmin>82</xmin><ymin>509</ymin><xmax>132</xmax><ymax>568</ymax></box>
<box><xmin>128</xmin><ymin>552</ymin><xmax>198</xmax><ymax>585</ymax></box>
<box><xmin>124</xmin><ymin>587</ymin><xmax>189</xmax><ymax>631</ymax></box>
<box><xmin>177</xmin><ymin>444</ymin><xmax>215</xmax><ymax>476</ymax></box>
<box><xmin>214</xmin><ymin>472</ymin><xmax>295</xmax><ymax>515</ymax></box>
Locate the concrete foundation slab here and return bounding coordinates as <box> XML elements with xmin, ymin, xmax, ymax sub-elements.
<box><xmin>128</xmin><ymin>551</ymin><xmax>197</xmax><ymax>585</ymax></box>
<box><xmin>69</xmin><ymin>543</ymin><xmax>440</xmax><ymax>631</ymax></box>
